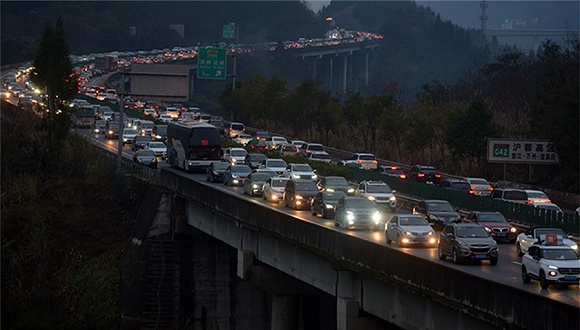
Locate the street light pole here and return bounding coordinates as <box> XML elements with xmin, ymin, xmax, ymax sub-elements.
<box><xmin>116</xmin><ymin>67</ymin><xmax>125</xmax><ymax>175</ymax></box>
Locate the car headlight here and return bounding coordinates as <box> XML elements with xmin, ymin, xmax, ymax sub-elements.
<box><xmin>367</xmin><ymin>196</ymin><xmax>376</xmax><ymax>201</ymax></box>
<box><xmin>325</xmin><ymin>204</ymin><xmax>334</xmax><ymax>209</ymax></box>
<box><xmin>548</xmin><ymin>265</ymin><xmax>558</xmax><ymax>270</ymax></box>
<box><xmin>295</xmin><ymin>195</ymin><xmax>303</xmax><ymax>199</ymax></box>
<box><xmin>326</xmin><ymin>188</ymin><xmax>335</xmax><ymax>192</ymax></box>
<box><xmin>213</xmin><ymin>171</ymin><xmax>219</xmax><ymax>175</ymax></box>
<box><xmin>232</xmin><ymin>159</ymin><xmax>237</xmax><ymax>164</ymax></box>
<box><xmin>347</xmin><ymin>188</ymin><xmax>354</xmax><ymax>194</ymax></box>
<box><xmin>571</xmin><ymin>244</ymin><xmax>578</xmax><ymax>251</ymax></box>
<box><xmin>346</xmin><ymin>211</ymin><xmax>355</xmax><ymax>221</ymax></box>
<box><xmin>509</xmin><ymin>227</ymin><xmax>517</xmax><ymax>233</ymax></box>
<box><xmin>427</xmin><ymin>231</ymin><xmax>434</xmax><ymax>236</ymax></box>
<box><xmin>252</xmin><ymin>184</ymin><xmax>258</xmax><ymax>189</ymax></box>
<box><xmin>292</xmin><ymin>174</ymin><xmax>300</xmax><ymax>179</ymax></box>
<box><xmin>372</xmin><ymin>211</ymin><xmax>381</xmax><ymax>222</ymax></box>
<box><xmin>404</xmin><ymin>231</ymin><xmax>412</xmax><ymax>236</ymax></box>
<box><xmin>311</xmin><ymin>175</ymin><xmax>317</xmax><ymax>180</ymax></box>
<box><xmin>484</xmin><ymin>227</ymin><xmax>492</xmax><ymax>233</ymax></box>
<box><xmin>389</xmin><ymin>196</ymin><xmax>396</xmax><ymax>201</ymax></box>
<box><xmin>429</xmin><ymin>214</ymin><xmax>438</xmax><ymax>221</ymax></box>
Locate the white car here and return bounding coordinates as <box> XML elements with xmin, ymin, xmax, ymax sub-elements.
<box><xmin>262</xmin><ymin>177</ymin><xmax>289</xmax><ymax>203</ymax></box>
<box><xmin>306</xmin><ymin>151</ymin><xmax>332</xmax><ymax>163</ymax></box>
<box><xmin>145</xmin><ymin>141</ymin><xmax>167</xmax><ymax>159</ymax></box>
<box><xmin>122</xmin><ymin>128</ymin><xmax>139</xmax><ymax>145</ymax></box>
<box><xmin>283</xmin><ymin>163</ymin><xmax>317</xmax><ymax>181</ymax></box>
<box><xmin>231</xmin><ymin>134</ymin><xmax>253</xmax><ymax>146</ymax></box>
<box><xmin>222</xmin><ymin>147</ymin><xmax>247</xmax><ymax>165</ymax></box>
<box><xmin>385</xmin><ymin>214</ymin><xmax>437</xmax><ymax>247</ymax></box>
<box><xmin>516</xmin><ymin>227</ymin><xmax>577</xmax><ymax>255</ymax></box>
<box><xmin>338</xmin><ymin>153</ymin><xmax>378</xmax><ymax>170</ymax></box>
<box><xmin>521</xmin><ymin>238</ymin><xmax>580</xmax><ymax>289</ymax></box>
<box><xmin>158</xmin><ymin>114</ymin><xmax>173</xmax><ymax>123</ymax></box>
<box><xmin>464</xmin><ymin>177</ymin><xmax>494</xmax><ymax>197</ymax></box>
<box><xmin>259</xmin><ymin>158</ymin><xmax>287</xmax><ymax>175</ymax></box>
<box><xmin>525</xmin><ymin>190</ymin><xmax>551</xmax><ymax>204</ymax></box>
<box><xmin>355</xmin><ymin>180</ymin><xmax>397</xmax><ymax>212</ymax></box>
<box><xmin>265</xmin><ymin>136</ymin><xmax>288</xmax><ymax>150</ymax></box>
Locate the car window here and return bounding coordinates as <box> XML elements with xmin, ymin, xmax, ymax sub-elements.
<box><xmin>293</xmin><ymin>164</ymin><xmax>313</xmax><ymax>172</ymax></box>
<box><xmin>455</xmin><ymin>226</ymin><xmax>489</xmax><ymax>238</ymax></box>
<box><xmin>366</xmin><ymin>184</ymin><xmax>391</xmax><ymax>193</ymax></box>
<box><xmin>268</xmin><ymin>159</ymin><xmax>287</xmax><ymax>167</ymax></box>
<box><xmin>504</xmin><ymin>191</ymin><xmax>528</xmax><ymax>200</ymax></box>
<box><xmin>542</xmin><ymin>249</ymin><xmax>579</xmax><ymax>260</ymax></box>
<box><xmin>399</xmin><ymin>216</ymin><xmax>428</xmax><ymax>226</ymax></box>
<box><xmin>271</xmin><ymin>179</ymin><xmax>288</xmax><ymax>187</ymax></box>
<box><xmin>477</xmin><ymin>213</ymin><xmax>506</xmax><ymax>222</ymax></box>
<box><xmin>345</xmin><ymin>198</ymin><xmax>374</xmax><ymax>208</ymax></box>
<box><xmin>427</xmin><ymin>202</ymin><xmax>454</xmax><ymax>212</ymax></box>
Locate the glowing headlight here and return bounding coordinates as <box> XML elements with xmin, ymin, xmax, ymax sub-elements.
<box><xmin>292</xmin><ymin>174</ymin><xmax>300</xmax><ymax>179</ymax></box>
<box><xmin>311</xmin><ymin>175</ymin><xmax>317</xmax><ymax>180</ymax></box>
<box><xmin>108</xmin><ymin>130</ymin><xmax>113</xmax><ymax>134</ymax></box>
<box><xmin>428</xmin><ymin>238</ymin><xmax>437</xmax><ymax>244</ymax></box>
<box><xmin>347</xmin><ymin>188</ymin><xmax>354</xmax><ymax>194</ymax></box>
<box><xmin>404</xmin><ymin>231</ymin><xmax>412</xmax><ymax>236</ymax></box>
<box><xmin>346</xmin><ymin>211</ymin><xmax>355</xmax><ymax>221</ymax></box>
<box><xmin>252</xmin><ymin>184</ymin><xmax>258</xmax><ymax>189</ymax></box>
<box><xmin>367</xmin><ymin>196</ymin><xmax>376</xmax><ymax>201</ymax></box>
<box><xmin>548</xmin><ymin>271</ymin><xmax>557</xmax><ymax>276</ymax></box>
<box><xmin>372</xmin><ymin>211</ymin><xmax>381</xmax><ymax>222</ymax></box>
<box><xmin>427</xmin><ymin>231</ymin><xmax>434</xmax><ymax>236</ymax></box>
<box><xmin>548</xmin><ymin>265</ymin><xmax>558</xmax><ymax>270</ymax></box>
<box><xmin>571</xmin><ymin>244</ymin><xmax>578</xmax><ymax>251</ymax></box>
<box><xmin>326</xmin><ymin>188</ymin><xmax>335</xmax><ymax>192</ymax></box>
<box><xmin>295</xmin><ymin>195</ymin><xmax>303</xmax><ymax>199</ymax></box>
<box><xmin>389</xmin><ymin>196</ymin><xmax>396</xmax><ymax>201</ymax></box>
<box><xmin>325</xmin><ymin>204</ymin><xmax>334</xmax><ymax>209</ymax></box>
<box><xmin>484</xmin><ymin>227</ymin><xmax>492</xmax><ymax>233</ymax></box>
<box><xmin>509</xmin><ymin>227</ymin><xmax>517</xmax><ymax>233</ymax></box>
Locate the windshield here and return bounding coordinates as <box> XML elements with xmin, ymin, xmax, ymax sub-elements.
<box><xmin>308</xmin><ymin>145</ymin><xmax>324</xmax><ymax>151</ymax></box>
<box><xmin>249</xmin><ymin>154</ymin><xmax>267</xmax><ymax>161</ymax></box>
<box><xmin>135</xmin><ymin>136</ymin><xmax>152</xmax><ymax>143</ymax></box>
<box><xmin>535</xmin><ymin>229</ymin><xmax>566</xmax><ymax>237</ymax></box>
<box><xmin>367</xmin><ymin>184</ymin><xmax>392</xmax><ymax>193</ymax></box>
<box><xmin>142</xmin><ymin>122</ymin><xmax>154</xmax><ymax>129</ymax></box>
<box><xmin>359</xmin><ymin>155</ymin><xmax>375</xmax><ymax>160</ymax></box>
<box><xmin>477</xmin><ymin>213</ymin><xmax>507</xmax><ymax>222</ymax></box>
<box><xmin>528</xmin><ymin>191</ymin><xmax>548</xmax><ymax>198</ymax></box>
<box><xmin>271</xmin><ymin>179</ymin><xmax>289</xmax><ymax>187</ymax></box>
<box><xmin>124</xmin><ymin>129</ymin><xmax>138</xmax><ymax>135</ymax></box>
<box><xmin>469</xmin><ymin>179</ymin><xmax>489</xmax><ymax>185</ymax></box>
<box><xmin>293</xmin><ymin>164</ymin><xmax>313</xmax><ymax>172</ymax></box>
<box><xmin>231</xmin><ymin>124</ymin><xmax>244</xmax><ymax>130</ymax></box>
<box><xmin>326</xmin><ymin>177</ymin><xmax>348</xmax><ymax>185</ymax></box>
<box><xmin>231</xmin><ymin>165</ymin><xmax>251</xmax><ymax>173</ymax></box>
<box><xmin>138</xmin><ymin>150</ymin><xmax>156</xmax><ymax>157</ymax></box>
<box><xmin>322</xmin><ymin>192</ymin><xmax>346</xmax><ymax>201</ymax></box>
<box><xmin>295</xmin><ymin>182</ymin><xmax>318</xmax><ymax>191</ymax></box>
<box><xmin>399</xmin><ymin>216</ymin><xmax>429</xmax><ymax>226</ymax></box>
<box><xmin>427</xmin><ymin>202</ymin><xmax>454</xmax><ymax>212</ymax></box>
<box><xmin>149</xmin><ymin>142</ymin><xmax>166</xmax><ymax>149</ymax></box>
<box><xmin>345</xmin><ymin>198</ymin><xmax>375</xmax><ymax>209</ymax></box>
<box><xmin>542</xmin><ymin>249</ymin><xmax>579</xmax><ymax>260</ymax></box>
<box><xmin>251</xmin><ymin>173</ymin><xmax>271</xmax><ymax>181</ymax></box>
<box><xmin>267</xmin><ymin>159</ymin><xmax>287</xmax><ymax>167</ymax></box>
<box><xmin>231</xmin><ymin>150</ymin><xmax>247</xmax><ymax>157</ymax></box>
<box><xmin>213</xmin><ymin>162</ymin><xmax>229</xmax><ymax>170</ymax></box>
<box><xmin>456</xmin><ymin>226</ymin><xmax>489</xmax><ymax>238</ymax></box>
<box><xmin>504</xmin><ymin>191</ymin><xmax>528</xmax><ymax>200</ymax></box>
<box><xmin>312</xmin><ymin>154</ymin><xmax>330</xmax><ymax>159</ymax></box>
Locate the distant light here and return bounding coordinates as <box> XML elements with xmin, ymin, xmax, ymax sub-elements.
<box><xmin>326</xmin><ymin>17</ymin><xmax>333</xmax><ymax>21</ymax></box>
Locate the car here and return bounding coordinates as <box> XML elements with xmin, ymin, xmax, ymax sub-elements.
<box><xmin>255</xmin><ymin>131</ymin><xmax>270</xmax><ymax>140</ymax></box>
<box><xmin>530</xmin><ymin>202</ymin><xmax>564</xmax><ymax>218</ymax></box>
<box><xmin>265</xmin><ymin>136</ymin><xmax>288</xmax><ymax>150</ymax></box>
<box><xmin>245</xmin><ymin>139</ymin><xmax>269</xmax><ymax>153</ymax></box>
<box><xmin>334</xmin><ymin>196</ymin><xmax>383</xmax><ymax>230</ymax></box>
<box><xmin>306</xmin><ymin>151</ymin><xmax>332</xmax><ymax>163</ymax></box>
<box><xmin>516</xmin><ymin>227</ymin><xmax>578</xmax><ymax>255</ymax></box>
<box><xmin>243</xmin><ymin>171</ymin><xmax>275</xmax><ymax>196</ymax></box>
<box><xmin>311</xmin><ymin>191</ymin><xmax>347</xmax><ymax>219</ymax></box>
<box><xmin>93</xmin><ymin>119</ymin><xmax>107</xmax><ymax>135</ymax></box>
<box><xmin>158</xmin><ymin>114</ymin><xmax>173</xmax><ymax>123</ymax></box>
<box><xmin>222</xmin><ymin>147</ymin><xmax>248</xmax><ymax>165</ymax></box>
<box><xmin>278</xmin><ymin>143</ymin><xmax>299</xmax><ymax>157</ymax></box>
<box><xmin>143</xmin><ymin>108</ymin><xmax>157</xmax><ymax>117</ymax></box>
<box><xmin>244</xmin><ymin>153</ymin><xmax>268</xmax><ymax>169</ymax></box>
<box><xmin>317</xmin><ymin>176</ymin><xmax>355</xmax><ymax>195</ymax></box>
<box><xmin>439</xmin><ymin>179</ymin><xmax>472</xmax><ymax>194</ymax></box>
<box><xmin>283</xmin><ymin>179</ymin><xmax>319</xmax><ymax>210</ymax></box>
<box><xmin>489</xmin><ymin>188</ymin><xmax>529</xmax><ymax>204</ymax></box>
<box><xmin>291</xmin><ymin>140</ymin><xmax>306</xmax><ymax>149</ymax></box>
<box><xmin>145</xmin><ymin>141</ymin><xmax>167</xmax><ymax>159</ymax></box>
<box><xmin>133</xmin><ymin>149</ymin><xmax>158</xmax><ymax>168</ymax></box>
<box><xmin>413</xmin><ymin>199</ymin><xmax>461</xmax><ymax>231</ymax></box>
<box><xmin>525</xmin><ymin>190</ymin><xmax>551</xmax><ymax>204</ymax></box>
<box><xmin>406</xmin><ymin>165</ymin><xmax>442</xmax><ymax>185</ymax></box>
<box><xmin>132</xmin><ymin>135</ymin><xmax>152</xmax><ymax>151</ymax></box>
<box><xmin>298</xmin><ymin>143</ymin><xmax>325</xmax><ymax>157</ymax></box>
<box><xmin>462</xmin><ymin>211</ymin><xmax>517</xmax><ymax>242</ymax></box>
<box><xmin>377</xmin><ymin>165</ymin><xmax>406</xmax><ymax>179</ymax></box>
<box><xmin>225</xmin><ymin>122</ymin><xmax>245</xmax><ymax>138</ymax></box>
<box><xmin>283</xmin><ymin>163</ymin><xmax>317</xmax><ymax>181</ymax></box>
<box><xmin>231</xmin><ymin>133</ymin><xmax>253</xmax><ymax>146</ymax></box>
<box><xmin>259</xmin><ymin>158</ymin><xmax>287</xmax><ymax>175</ymax></box>
<box><xmin>122</xmin><ymin>128</ymin><xmax>139</xmax><ymax>145</ymax></box>
<box><xmin>355</xmin><ymin>180</ymin><xmax>397</xmax><ymax>212</ymax></box>
<box><xmin>262</xmin><ymin>177</ymin><xmax>290</xmax><ymax>203</ymax></box>
<box><xmin>385</xmin><ymin>214</ymin><xmax>437</xmax><ymax>247</ymax></box>
<box><xmin>250</xmin><ymin>168</ymin><xmax>278</xmax><ymax>177</ymax></box>
<box><xmin>438</xmin><ymin>223</ymin><xmax>498</xmax><ymax>265</ymax></box>
<box><xmin>152</xmin><ymin>124</ymin><xmax>167</xmax><ymax>141</ymax></box>
<box><xmin>206</xmin><ymin>161</ymin><xmax>229</xmax><ymax>183</ymax></box>
<box><xmin>464</xmin><ymin>177</ymin><xmax>493</xmax><ymax>197</ymax></box>
<box><xmin>521</xmin><ymin>238</ymin><xmax>580</xmax><ymax>289</ymax></box>
<box><xmin>223</xmin><ymin>164</ymin><xmax>252</xmax><ymax>186</ymax></box>
<box><xmin>164</xmin><ymin>107</ymin><xmax>181</xmax><ymax>120</ymax></box>
<box><xmin>338</xmin><ymin>153</ymin><xmax>378</xmax><ymax>170</ymax></box>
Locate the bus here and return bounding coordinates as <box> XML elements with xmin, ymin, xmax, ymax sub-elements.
<box><xmin>166</xmin><ymin>122</ymin><xmax>221</xmax><ymax>172</ymax></box>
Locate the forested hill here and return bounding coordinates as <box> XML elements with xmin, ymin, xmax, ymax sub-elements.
<box><xmin>2</xmin><ymin>1</ymin><xmax>505</xmax><ymax>92</ymax></box>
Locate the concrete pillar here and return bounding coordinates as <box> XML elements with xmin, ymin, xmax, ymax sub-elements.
<box><xmin>342</xmin><ymin>55</ymin><xmax>348</xmax><ymax>95</ymax></box>
<box><xmin>337</xmin><ymin>297</ymin><xmax>359</xmax><ymax>330</ymax></box>
<box><xmin>271</xmin><ymin>295</ymin><xmax>299</xmax><ymax>330</ymax></box>
<box><xmin>237</xmin><ymin>250</ymin><xmax>254</xmax><ymax>279</ymax></box>
<box><xmin>147</xmin><ymin>191</ymin><xmax>171</xmax><ymax>238</ymax></box>
<box><xmin>365</xmin><ymin>52</ymin><xmax>369</xmax><ymax>86</ymax></box>
<box><xmin>329</xmin><ymin>57</ymin><xmax>334</xmax><ymax>90</ymax></box>
<box><xmin>313</xmin><ymin>59</ymin><xmax>317</xmax><ymax>80</ymax></box>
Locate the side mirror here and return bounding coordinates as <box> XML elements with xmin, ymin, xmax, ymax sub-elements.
<box><xmin>446</xmin><ymin>232</ymin><xmax>454</xmax><ymax>238</ymax></box>
<box><xmin>533</xmin><ymin>255</ymin><xmax>541</xmax><ymax>261</ymax></box>
<box><xmin>392</xmin><ymin>189</ymin><xmax>397</xmax><ymax>193</ymax></box>
<box><xmin>526</xmin><ymin>234</ymin><xmax>533</xmax><ymax>239</ymax></box>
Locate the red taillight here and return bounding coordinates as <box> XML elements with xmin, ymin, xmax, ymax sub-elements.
<box><xmin>435</xmin><ymin>174</ymin><xmax>441</xmax><ymax>178</ymax></box>
<box><xmin>391</xmin><ymin>166</ymin><xmax>397</xmax><ymax>170</ymax></box>
<box><xmin>487</xmin><ymin>187</ymin><xmax>493</xmax><ymax>191</ymax></box>
<box><xmin>471</xmin><ymin>186</ymin><xmax>477</xmax><ymax>190</ymax></box>
<box><xmin>357</xmin><ymin>160</ymin><xmax>362</xmax><ymax>163</ymax></box>
<box><xmin>418</xmin><ymin>173</ymin><xmax>425</xmax><ymax>177</ymax></box>
<box><xmin>469</xmin><ymin>190</ymin><xmax>475</xmax><ymax>194</ymax></box>
<box><xmin>201</xmin><ymin>139</ymin><xmax>208</xmax><ymax>146</ymax></box>
<box><xmin>400</xmin><ymin>174</ymin><xmax>406</xmax><ymax>179</ymax></box>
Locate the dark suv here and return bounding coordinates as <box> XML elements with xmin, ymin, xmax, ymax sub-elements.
<box><xmin>438</xmin><ymin>223</ymin><xmax>498</xmax><ymax>265</ymax></box>
<box><xmin>283</xmin><ymin>179</ymin><xmax>319</xmax><ymax>210</ymax></box>
<box><xmin>407</xmin><ymin>165</ymin><xmax>442</xmax><ymax>185</ymax></box>
<box><xmin>489</xmin><ymin>188</ymin><xmax>528</xmax><ymax>204</ymax></box>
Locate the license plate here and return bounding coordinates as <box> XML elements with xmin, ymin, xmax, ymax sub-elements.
<box><xmin>496</xmin><ymin>233</ymin><xmax>506</xmax><ymax>237</ymax></box>
<box><xmin>474</xmin><ymin>254</ymin><xmax>486</xmax><ymax>259</ymax></box>
<box><xmin>415</xmin><ymin>237</ymin><xmax>426</xmax><ymax>242</ymax></box>
<box><xmin>426</xmin><ymin>181</ymin><xmax>433</xmax><ymax>184</ymax></box>
<box><xmin>564</xmin><ymin>276</ymin><xmax>577</xmax><ymax>281</ymax></box>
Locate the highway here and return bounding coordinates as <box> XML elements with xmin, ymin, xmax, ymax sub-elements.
<box><xmin>85</xmin><ymin>129</ymin><xmax>580</xmax><ymax>308</ymax></box>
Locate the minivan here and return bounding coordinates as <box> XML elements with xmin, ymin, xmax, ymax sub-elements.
<box><xmin>489</xmin><ymin>188</ymin><xmax>528</xmax><ymax>204</ymax></box>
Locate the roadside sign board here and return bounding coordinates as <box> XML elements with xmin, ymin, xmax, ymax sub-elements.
<box><xmin>223</xmin><ymin>23</ymin><xmax>236</xmax><ymax>39</ymax></box>
<box><xmin>197</xmin><ymin>47</ymin><xmax>227</xmax><ymax>80</ymax></box>
<box><xmin>487</xmin><ymin>139</ymin><xmax>559</xmax><ymax>164</ymax></box>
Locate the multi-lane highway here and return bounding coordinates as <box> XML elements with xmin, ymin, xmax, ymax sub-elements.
<box><xmin>85</xmin><ymin>129</ymin><xmax>580</xmax><ymax>308</ymax></box>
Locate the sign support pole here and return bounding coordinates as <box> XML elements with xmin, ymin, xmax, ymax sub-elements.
<box><xmin>116</xmin><ymin>68</ymin><xmax>125</xmax><ymax>175</ymax></box>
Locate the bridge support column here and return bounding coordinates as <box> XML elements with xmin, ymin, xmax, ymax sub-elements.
<box><xmin>337</xmin><ymin>297</ymin><xmax>359</xmax><ymax>330</ymax></box>
<box><xmin>329</xmin><ymin>57</ymin><xmax>334</xmax><ymax>90</ymax></box>
<box><xmin>342</xmin><ymin>55</ymin><xmax>348</xmax><ymax>95</ymax></box>
<box><xmin>272</xmin><ymin>295</ymin><xmax>299</xmax><ymax>330</ymax></box>
<box><xmin>365</xmin><ymin>52</ymin><xmax>369</xmax><ymax>86</ymax></box>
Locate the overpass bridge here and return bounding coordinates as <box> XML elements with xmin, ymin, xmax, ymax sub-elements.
<box><xmin>118</xmin><ymin>161</ymin><xmax>579</xmax><ymax>329</ymax></box>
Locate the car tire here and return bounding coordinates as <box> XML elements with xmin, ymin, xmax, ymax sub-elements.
<box><xmin>516</xmin><ymin>242</ymin><xmax>523</xmax><ymax>256</ymax></box>
<box><xmin>539</xmin><ymin>271</ymin><xmax>550</xmax><ymax>289</ymax></box>
<box><xmin>452</xmin><ymin>248</ymin><xmax>462</xmax><ymax>264</ymax></box>
<box><xmin>321</xmin><ymin>209</ymin><xmax>327</xmax><ymax>219</ymax></box>
<box><xmin>438</xmin><ymin>245</ymin><xmax>446</xmax><ymax>260</ymax></box>
<box><xmin>490</xmin><ymin>257</ymin><xmax>498</xmax><ymax>265</ymax></box>
<box><xmin>311</xmin><ymin>207</ymin><xmax>316</xmax><ymax>216</ymax></box>
<box><xmin>521</xmin><ymin>266</ymin><xmax>531</xmax><ymax>284</ymax></box>
<box><xmin>386</xmin><ymin>232</ymin><xmax>392</xmax><ymax>244</ymax></box>
<box><xmin>396</xmin><ymin>235</ymin><xmax>403</xmax><ymax>247</ymax></box>
<box><xmin>334</xmin><ymin>220</ymin><xmax>340</xmax><ymax>228</ymax></box>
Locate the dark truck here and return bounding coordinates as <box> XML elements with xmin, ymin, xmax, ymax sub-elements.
<box><xmin>72</xmin><ymin>106</ymin><xmax>95</xmax><ymax>128</ymax></box>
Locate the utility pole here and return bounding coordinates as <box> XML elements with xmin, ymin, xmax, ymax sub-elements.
<box><xmin>480</xmin><ymin>0</ymin><xmax>488</xmax><ymax>46</ymax></box>
<box><xmin>116</xmin><ymin>67</ymin><xmax>125</xmax><ymax>175</ymax></box>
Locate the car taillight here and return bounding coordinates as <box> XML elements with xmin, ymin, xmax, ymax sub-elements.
<box><xmin>469</xmin><ymin>190</ymin><xmax>475</xmax><ymax>194</ymax></box>
<box><xmin>400</xmin><ymin>174</ymin><xmax>406</xmax><ymax>179</ymax></box>
<box><xmin>435</xmin><ymin>174</ymin><xmax>441</xmax><ymax>178</ymax></box>
<box><xmin>487</xmin><ymin>187</ymin><xmax>493</xmax><ymax>191</ymax></box>
<box><xmin>418</xmin><ymin>173</ymin><xmax>425</xmax><ymax>177</ymax></box>
<box><xmin>471</xmin><ymin>186</ymin><xmax>477</xmax><ymax>190</ymax></box>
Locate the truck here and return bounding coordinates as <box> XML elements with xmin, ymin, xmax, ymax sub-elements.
<box><xmin>94</xmin><ymin>55</ymin><xmax>118</xmax><ymax>73</ymax></box>
<box><xmin>72</xmin><ymin>106</ymin><xmax>95</xmax><ymax>128</ymax></box>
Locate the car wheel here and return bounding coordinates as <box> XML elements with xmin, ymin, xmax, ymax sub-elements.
<box><xmin>490</xmin><ymin>257</ymin><xmax>498</xmax><ymax>266</ymax></box>
<box><xmin>438</xmin><ymin>245</ymin><xmax>446</xmax><ymax>260</ymax></box>
<box><xmin>516</xmin><ymin>242</ymin><xmax>523</xmax><ymax>256</ymax></box>
<box><xmin>539</xmin><ymin>271</ymin><xmax>550</xmax><ymax>289</ymax></box>
<box><xmin>521</xmin><ymin>266</ymin><xmax>531</xmax><ymax>284</ymax></box>
<box><xmin>262</xmin><ymin>194</ymin><xmax>267</xmax><ymax>201</ymax></box>
<box><xmin>386</xmin><ymin>232</ymin><xmax>392</xmax><ymax>244</ymax></box>
<box><xmin>311</xmin><ymin>207</ymin><xmax>316</xmax><ymax>216</ymax></box>
<box><xmin>321</xmin><ymin>208</ymin><xmax>327</xmax><ymax>219</ymax></box>
<box><xmin>334</xmin><ymin>220</ymin><xmax>340</xmax><ymax>228</ymax></box>
<box><xmin>396</xmin><ymin>235</ymin><xmax>403</xmax><ymax>247</ymax></box>
<box><xmin>452</xmin><ymin>248</ymin><xmax>462</xmax><ymax>264</ymax></box>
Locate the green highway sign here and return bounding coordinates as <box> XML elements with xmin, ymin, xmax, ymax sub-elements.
<box><xmin>493</xmin><ymin>143</ymin><xmax>510</xmax><ymax>158</ymax></box>
<box><xmin>223</xmin><ymin>23</ymin><xmax>236</xmax><ymax>39</ymax></box>
<box><xmin>197</xmin><ymin>47</ymin><xmax>227</xmax><ymax>80</ymax></box>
